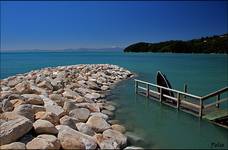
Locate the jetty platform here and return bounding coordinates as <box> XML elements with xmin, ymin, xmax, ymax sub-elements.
<box><xmin>134</xmin><ymin>79</ymin><xmax>228</xmax><ymax>128</ymax></box>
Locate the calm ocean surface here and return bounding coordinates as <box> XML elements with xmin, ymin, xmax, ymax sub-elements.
<box><xmin>1</xmin><ymin>51</ymin><xmax>227</xmax><ymax>148</ymax></box>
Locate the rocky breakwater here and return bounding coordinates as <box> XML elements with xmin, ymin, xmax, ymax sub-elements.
<box><xmin>0</xmin><ymin>64</ymin><xmax>143</xmax><ymax>149</ymax></box>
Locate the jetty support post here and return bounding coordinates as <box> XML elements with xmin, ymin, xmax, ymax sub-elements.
<box><xmin>184</xmin><ymin>84</ymin><xmax>187</xmax><ymax>93</ymax></box>
<box><xmin>146</xmin><ymin>84</ymin><xmax>150</xmax><ymax>98</ymax></box>
<box><xmin>216</xmin><ymin>94</ymin><xmax>220</xmax><ymax>108</ymax></box>
<box><xmin>177</xmin><ymin>93</ymin><xmax>180</xmax><ymax>110</ymax></box>
<box><xmin>199</xmin><ymin>98</ymin><xmax>203</xmax><ymax>118</ymax></box>
<box><xmin>159</xmin><ymin>88</ymin><xmax>163</xmax><ymax>103</ymax></box>
<box><xmin>183</xmin><ymin>84</ymin><xmax>187</xmax><ymax>99</ymax></box>
<box><xmin>135</xmin><ymin>80</ymin><xmax>138</xmax><ymax>94</ymax></box>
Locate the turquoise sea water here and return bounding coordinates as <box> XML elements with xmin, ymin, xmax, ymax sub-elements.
<box><xmin>1</xmin><ymin>51</ymin><xmax>227</xmax><ymax>149</ymax></box>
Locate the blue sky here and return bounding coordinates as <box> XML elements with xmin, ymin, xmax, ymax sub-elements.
<box><xmin>1</xmin><ymin>1</ymin><xmax>227</xmax><ymax>50</ymax></box>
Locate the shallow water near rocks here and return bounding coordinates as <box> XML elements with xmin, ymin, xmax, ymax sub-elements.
<box><xmin>112</xmin><ymin>80</ymin><xmax>228</xmax><ymax>149</ymax></box>
<box><xmin>1</xmin><ymin>51</ymin><xmax>227</xmax><ymax>149</ymax></box>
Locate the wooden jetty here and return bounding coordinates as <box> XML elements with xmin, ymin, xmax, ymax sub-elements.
<box><xmin>134</xmin><ymin>79</ymin><xmax>228</xmax><ymax>128</ymax></box>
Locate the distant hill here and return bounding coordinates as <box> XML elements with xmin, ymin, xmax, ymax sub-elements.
<box><xmin>124</xmin><ymin>34</ymin><xmax>228</xmax><ymax>53</ymax></box>
<box><xmin>1</xmin><ymin>47</ymin><xmax>123</xmax><ymax>52</ymax></box>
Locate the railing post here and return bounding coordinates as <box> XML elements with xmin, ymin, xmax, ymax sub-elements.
<box><xmin>184</xmin><ymin>84</ymin><xmax>187</xmax><ymax>93</ymax></box>
<box><xmin>135</xmin><ymin>80</ymin><xmax>138</xmax><ymax>94</ymax></box>
<box><xmin>216</xmin><ymin>94</ymin><xmax>220</xmax><ymax>108</ymax></box>
<box><xmin>159</xmin><ymin>88</ymin><xmax>163</xmax><ymax>103</ymax></box>
<box><xmin>146</xmin><ymin>84</ymin><xmax>149</xmax><ymax>98</ymax></box>
<box><xmin>199</xmin><ymin>98</ymin><xmax>203</xmax><ymax>118</ymax></box>
<box><xmin>183</xmin><ymin>84</ymin><xmax>187</xmax><ymax>100</ymax></box>
<box><xmin>177</xmin><ymin>93</ymin><xmax>180</xmax><ymax>110</ymax></box>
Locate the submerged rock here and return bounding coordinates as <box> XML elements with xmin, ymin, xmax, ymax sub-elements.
<box><xmin>103</xmin><ymin>104</ymin><xmax>116</xmax><ymax>111</ymax></box>
<box><xmin>94</xmin><ymin>133</ymin><xmax>119</xmax><ymax>149</ymax></box>
<box><xmin>111</xmin><ymin>124</ymin><xmax>126</xmax><ymax>133</ymax></box>
<box><xmin>108</xmin><ymin>119</ymin><xmax>120</xmax><ymax>125</ymax></box>
<box><xmin>124</xmin><ymin>146</ymin><xmax>144</xmax><ymax>149</ymax></box>
<box><xmin>103</xmin><ymin>129</ymin><xmax>127</xmax><ymax>148</ymax></box>
<box><xmin>101</xmin><ymin>109</ymin><xmax>114</xmax><ymax>117</ymax></box>
<box><xmin>125</xmin><ymin>132</ymin><xmax>144</xmax><ymax>145</ymax></box>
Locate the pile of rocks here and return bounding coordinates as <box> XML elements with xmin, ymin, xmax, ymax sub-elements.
<box><xmin>0</xmin><ymin>64</ymin><xmax>143</xmax><ymax>149</ymax></box>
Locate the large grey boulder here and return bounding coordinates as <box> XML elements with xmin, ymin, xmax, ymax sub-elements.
<box><xmin>33</xmin><ymin>119</ymin><xmax>58</xmax><ymax>135</ymax></box>
<box><xmin>2</xmin><ymin>99</ymin><xmax>13</xmax><ymax>112</ymax></box>
<box><xmin>37</xmin><ymin>111</ymin><xmax>59</xmax><ymax>125</ymax></box>
<box><xmin>49</xmin><ymin>94</ymin><xmax>64</xmax><ymax>107</ymax></box>
<box><xmin>7</xmin><ymin>78</ymin><xmax>22</xmax><ymax>87</ymax></box>
<box><xmin>101</xmin><ymin>85</ymin><xmax>109</xmax><ymax>91</ymax></box>
<box><xmin>76</xmin><ymin>103</ymin><xmax>101</xmax><ymax>112</ymax></box>
<box><xmin>22</xmin><ymin>94</ymin><xmax>44</xmax><ymax>105</ymax></box>
<box><xmin>62</xmin><ymin>88</ymin><xmax>80</xmax><ymax>99</ymax></box>
<box><xmin>59</xmin><ymin>115</ymin><xmax>77</xmax><ymax>130</ymax></box>
<box><xmin>13</xmin><ymin>104</ymin><xmax>34</xmax><ymax>122</ymax></box>
<box><xmin>30</xmin><ymin>85</ymin><xmax>47</xmax><ymax>95</ymax></box>
<box><xmin>86</xmin><ymin>81</ymin><xmax>100</xmax><ymax>90</ymax></box>
<box><xmin>0</xmin><ymin>142</ymin><xmax>26</xmax><ymax>149</ymax></box>
<box><xmin>0</xmin><ymin>117</ymin><xmax>33</xmax><ymax>145</ymax></box>
<box><xmin>103</xmin><ymin>129</ymin><xmax>127</xmax><ymax>148</ymax></box>
<box><xmin>90</xmin><ymin>112</ymin><xmax>109</xmax><ymax>120</ymax></box>
<box><xmin>86</xmin><ymin>116</ymin><xmax>111</xmax><ymax>133</ymax></box>
<box><xmin>15</xmin><ymin>82</ymin><xmax>31</xmax><ymax>94</ymax></box>
<box><xmin>45</xmin><ymin>104</ymin><xmax>65</xmax><ymax>118</ymax></box>
<box><xmin>76</xmin><ymin>122</ymin><xmax>95</xmax><ymax>136</ymax></box>
<box><xmin>32</xmin><ymin>105</ymin><xmax>46</xmax><ymax>113</ymax></box>
<box><xmin>37</xmin><ymin>80</ymin><xmax>53</xmax><ymax>91</ymax></box>
<box><xmin>85</xmin><ymin>93</ymin><xmax>101</xmax><ymax>100</ymax></box>
<box><xmin>57</xmin><ymin>125</ymin><xmax>97</xmax><ymax>149</ymax></box>
<box><xmin>26</xmin><ymin>134</ymin><xmax>60</xmax><ymax>149</ymax></box>
<box><xmin>69</xmin><ymin>108</ymin><xmax>90</xmax><ymax>122</ymax></box>
<box><xmin>94</xmin><ymin>134</ymin><xmax>119</xmax><ymax>149</ymax></box>
<box><xmin>63</xmin><ymin>101</ymin><xmax>77</xmax><ymax>113</ymax></box>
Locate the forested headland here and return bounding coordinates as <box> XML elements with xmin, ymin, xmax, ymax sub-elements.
<box><xmin>124</xmin><ymin>34</ymin><xmax>228</xmax><ymax>53</ymax></box>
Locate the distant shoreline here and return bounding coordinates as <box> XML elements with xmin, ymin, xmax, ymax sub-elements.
<box><xmin>124</xmin><ymin>34</ymin><xmax>228</xmax><ymax>54</ymax></box>
<box><xmin>1</xmin><ymin>50</ymin><xmax>227</xmax><ymax>55</ymax></box>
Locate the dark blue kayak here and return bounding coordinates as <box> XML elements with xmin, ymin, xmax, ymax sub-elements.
<box><xmin>156</xmin><ymin>71</ymin><xmax>174</xmax><ymax>97</ymax></box>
